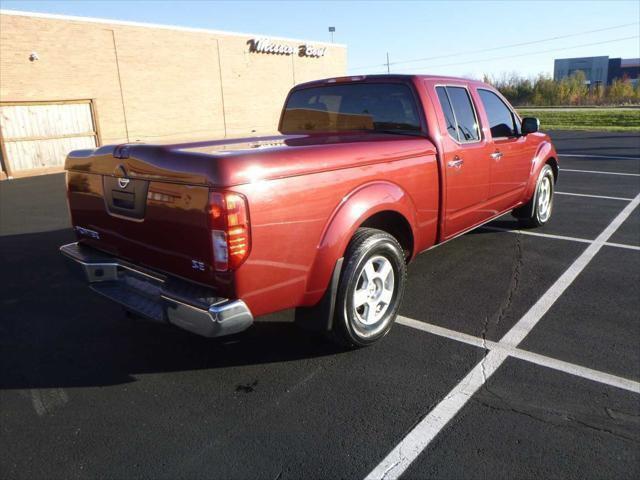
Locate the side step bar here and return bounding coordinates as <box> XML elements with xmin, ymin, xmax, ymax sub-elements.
<box><xmin>60</xmin><ymin>242</ymin><xmax>253</xmax><ymax>338</ymax></box>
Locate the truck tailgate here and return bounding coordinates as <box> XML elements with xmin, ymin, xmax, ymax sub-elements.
<box><xmin>66</xmin><ymin>146</ymin><xmax>219</xmax><ymax>287</ymax></box>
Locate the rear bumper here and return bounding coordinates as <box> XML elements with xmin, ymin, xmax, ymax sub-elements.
<box><xmin>60</xmin><ymin>242</ymin><xmax>253</xmax><ymax>338</ymax></box>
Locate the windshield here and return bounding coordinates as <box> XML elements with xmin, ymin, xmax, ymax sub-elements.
<box><xmin>280</xmin><ymin>83</ymin><xmax>422</xmax><ymax>134</ymax></box>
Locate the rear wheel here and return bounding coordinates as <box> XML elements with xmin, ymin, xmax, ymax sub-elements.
<box><xmin>513</xmin><ymin>164</ymin><xmax>555</xmax><ymax>228</ymax></box>
<box><xmin>330</xmin><ymin>228</ymin><xmax>407</xmax><ymax>347</ymax></box>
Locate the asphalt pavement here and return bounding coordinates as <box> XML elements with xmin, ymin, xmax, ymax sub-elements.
<box><xmin>1</xmin><ymin>130</ymin><xmax>639</xmax><ymax>479</ymax></box>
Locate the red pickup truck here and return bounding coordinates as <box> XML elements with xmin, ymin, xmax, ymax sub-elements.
<box><xmin>61</xmin><ymin>75</ymin><xmax>557</xmax><ymax>347</ymax></box>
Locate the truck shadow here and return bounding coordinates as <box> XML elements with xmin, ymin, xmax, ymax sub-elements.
<box><xmin>0</xmin><ymin>229</ymin><xmax>345</xmax><ymax>390</ymax></box>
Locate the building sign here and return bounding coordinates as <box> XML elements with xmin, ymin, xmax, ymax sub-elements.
<box><xmin>248</xmin><ymin>38</ymin><xmax>327</xmax><ymax>58</ymax></box>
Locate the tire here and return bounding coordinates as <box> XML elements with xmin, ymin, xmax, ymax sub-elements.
<box><xmin>329</xmin><ymin>228</ymin><xmax>407</xmax><ymax>347</ymax></box>
<box><xmin>513</xmin><ymin>164</ymin><xmax>555</xmax><ymax>228</ymax></box>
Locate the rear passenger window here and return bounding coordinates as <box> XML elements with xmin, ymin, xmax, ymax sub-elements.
<box><xmin>478</xmin><ymin>89</ymin><xmax>517</xmax><ymax>138</ymax></box>
<box><xmin>436</xmin><ymin>87</ymin><xmax>459</xmax><ymax>140</ymax></box>
<box><xmin>442</xmin><ymin>87</ymin><xmax>480</xmax><ymax>142</ymax></box>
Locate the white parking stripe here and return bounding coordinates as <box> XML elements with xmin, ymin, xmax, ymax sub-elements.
<box><xmin>604</xmin><ymin>242</ymin><xmax>640</xmax><ymax>251</ymax></box>
<box><xmin>396</xmin><ymin>317</ymin><xmax>640</xmax><ymax>394</ymax></box>
<box><xmin>500</xmin><ymin>344</ymin><xmax>640</xmax><ymax>394</ymax></box>
<box><xmin>501</xmin><ymin>193</ymin><xmax>640</xmax><ymax>346</ymax></box>
<box><xmin>560</xmin><ymin>153</ymin><xmax>640</xmax><ymax>161</ymax></box>
<box><xmin>481</xmin><ymin>225</ymin><xmax>592</xmax><ymax>244</ymax></box>
<box><xmin>555</xmin><ymin>191</ymin><xmax>634</xmax><ymax>201</ymax></box>
<box><xmin>561</xmin><ymin>168</ymin><xmax>640</xmax><ymax>177</ymax></box>
<box><xmin>397</xmin><ymin>316</ymin><xmax>486</xmax><ymax>349</ymax></box>
<box><xmin>366</xmin><ymin>193</ymin><xmax>640</xmax><ymax>480</ymax></box>
<box><xmin>365</xmin><ymin>349</ymin><xmax>509</xmax><ymax>480</ymax></box>
<box><xmin>481</xmin><ymin>226</ymin><xmax>640</xmax><ymax>251</ymax></box>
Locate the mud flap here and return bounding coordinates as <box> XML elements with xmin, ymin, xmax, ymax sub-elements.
<box><xmin>294</xmin><ymin>257</ymin><xmax>343</xmax><ymax>332</ymax></box>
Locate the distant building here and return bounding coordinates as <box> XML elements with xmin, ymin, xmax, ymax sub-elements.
<box><xmin>554</xmin><ymin>56</ymin><xmax>639</xmax><ymax>86</ymax></box>
<box><xmin>607</xmin><ymin>58</ymin><xmax>640</xmax><ymax>85</ymax></box>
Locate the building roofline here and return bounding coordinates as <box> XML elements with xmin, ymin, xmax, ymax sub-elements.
<box><xmin>0</xmin><ymin>9</ymin><xmax>346</xmax><ymax>48</ymax></box>
<box><xmin>621</xmin><ymin>58</ymin><xmax>640</xmax><ymax>67</ymax></box>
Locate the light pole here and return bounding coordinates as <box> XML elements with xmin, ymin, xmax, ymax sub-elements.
<box><xmin>328</xmin><ymin>26</ymin><xmax>335</xmax><ymax>43</ymax></box>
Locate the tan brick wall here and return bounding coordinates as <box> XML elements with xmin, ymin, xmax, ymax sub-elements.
<box><xmin>111</xmin><ymin>25</ymin><xmax>226</xmax><ymax>142</ymax></box>
<box><xmin>219</xmin><ymin>35</ymin><xmax>299</xmax><ymax>136</ymax></box>
<box><xmin>0</xmin><ymin>14</ymin><xmax>128</xmax><ymax>143</ymax></box>
<box><xmin>0</xmin><ymin>11</ymin><xmax>347</xmax><ymax>152</ymax></box>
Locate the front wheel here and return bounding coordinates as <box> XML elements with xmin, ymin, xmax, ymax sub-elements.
<box><xmin>513</xmin><ymin>164</ymin><xmax>555</xmax><ymax>228</ymax></box>
<box><xmin>330</xmin><ymin>228</ymin><xmax>407</xmax><ymax>347</ymax></box>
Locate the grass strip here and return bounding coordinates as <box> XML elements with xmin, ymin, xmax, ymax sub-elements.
<box><xmin>517</xmin><ymin>109</ymin><xmax>640</xmax><ymax>132</ymax></box>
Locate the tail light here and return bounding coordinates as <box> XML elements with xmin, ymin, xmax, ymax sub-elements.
<box><xmin>209</xmin><ymin>191</ymin><xmax>251</xmax><ymax>271</ymax></box>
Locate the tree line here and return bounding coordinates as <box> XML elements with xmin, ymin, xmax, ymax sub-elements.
<box><xmin>483</xmin><ymin>71</ymin><xmax>640</xmax><ymax>106</ymax></box>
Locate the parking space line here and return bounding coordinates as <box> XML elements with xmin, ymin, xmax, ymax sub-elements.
<box><xmin>559</xmin><ymin>153</ymin><xmax>640</xmax><ymax>161</ymax></box>
<box><xmin>603</xmin><ymin>242</ymin><xmax>640</xmax><ymax>251</ymax></box>
<box><xmin>397</xmin><ymin>316</ymin><xmax>485</xmax><ymax>349</ymax></box>
<box><xmin>501</xmin><ymin>193</ymin><xmax>639</xmax><ymax>346</ymax></box>
<box><xmin>555</xmin><ymin>191</ymin><xmax>634</xmax><ymax>201</ymax></box>
<box><xmin>500</xmin><ymin>343</ymin><xmax>640</xmax><ymax>394</ymax></box>
<box><xmin>481</xmin><ymin>226</ymin><xmax>592</xmax><ymax>244</ymax></box>
<box><xmin>481</xmin><ymin>226</ymin><xmax>640</xmax><ymax>251</ymax></box>
<box><xmin>366</xmin><ymin>193</ymin><xmax>640</xmax><ymax>480</ymax></box>
<box><xmin>396</xmin><ymin>316</ymin><xmax>640</xmax><ymax>394</ymax></box>
<box><xmin>561</xmin><ymin>168</ymin><xmax>640</xmax><ymax>177</ymax></box>
<box><xmin>365</xmin><ymin>349</ymin><xmax>509</xmax><ymax>480</ymax></box>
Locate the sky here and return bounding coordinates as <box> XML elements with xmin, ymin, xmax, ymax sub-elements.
<box><xmin>2</xmin><ymin>0</ymin><xmax>639</xmax><ymax>79</ymax></box>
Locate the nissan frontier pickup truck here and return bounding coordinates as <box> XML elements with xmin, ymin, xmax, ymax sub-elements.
<box><xmin>61</xmin><ymin>75</ymin><xmax>558</xmax><ymax>347</ymax></box>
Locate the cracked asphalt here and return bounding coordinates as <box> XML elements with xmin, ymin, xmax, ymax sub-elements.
<box><xmin>1</xmin><ymin>131</ymin><xmax>639</xmax><ymax>479</ymax></box>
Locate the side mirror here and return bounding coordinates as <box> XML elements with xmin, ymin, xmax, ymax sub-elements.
<box><xmin>521</xmin><ymin>117</ymin><xmax>540</xmax><ymax>135</ymax></box>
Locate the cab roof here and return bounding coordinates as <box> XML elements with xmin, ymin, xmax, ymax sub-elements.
<box><xmin>292</xmin><ymin>74</ymin><xmax>489</xmax><ymax>90</ymax></box>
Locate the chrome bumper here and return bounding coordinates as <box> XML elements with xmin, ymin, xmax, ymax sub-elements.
<box><xmin>60</xmin><ymin>242</ymin><xmax>253</xmax><ymax>338</ymax></box>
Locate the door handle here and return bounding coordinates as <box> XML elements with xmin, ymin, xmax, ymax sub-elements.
<box><xmin>490</xmin><ymin>151</ymin><xmax>503</xmax><ymax>160</ymax></box>
<box><xmin>447</xmin><ymin>156</ymin><xmax>464</xmax><ymax>168</ymax></box>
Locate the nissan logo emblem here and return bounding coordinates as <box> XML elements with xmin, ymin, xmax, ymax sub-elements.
<box><xmin>115</xmin><ymin>164</ymin><xmax>130</xmax><ymax>189</ymax></box>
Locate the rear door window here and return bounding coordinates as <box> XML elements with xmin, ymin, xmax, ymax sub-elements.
<box><xmin>445</xmin><ymin>87</ymin><xmax>480</xmax><ymax>142</ymax></box>
<box><xmin>478</xmin><ymin>89</ymin><xmax>517</xmax><ymax>138</ymax></box>
<box><xmin>435</xmin><ymin>87</ymin><xmax>459</xmax><ymax>140</ymax></box>
<box><xmin>435</xmin><ymin>86</ymin><xmax>481</xmax><ymax>142</ymax></box>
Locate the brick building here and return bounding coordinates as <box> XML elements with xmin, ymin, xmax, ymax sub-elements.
<box><xmin>0</xmin><ymin>10</ymin><xmax>347</xmax><ymax>178</ymax></box>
